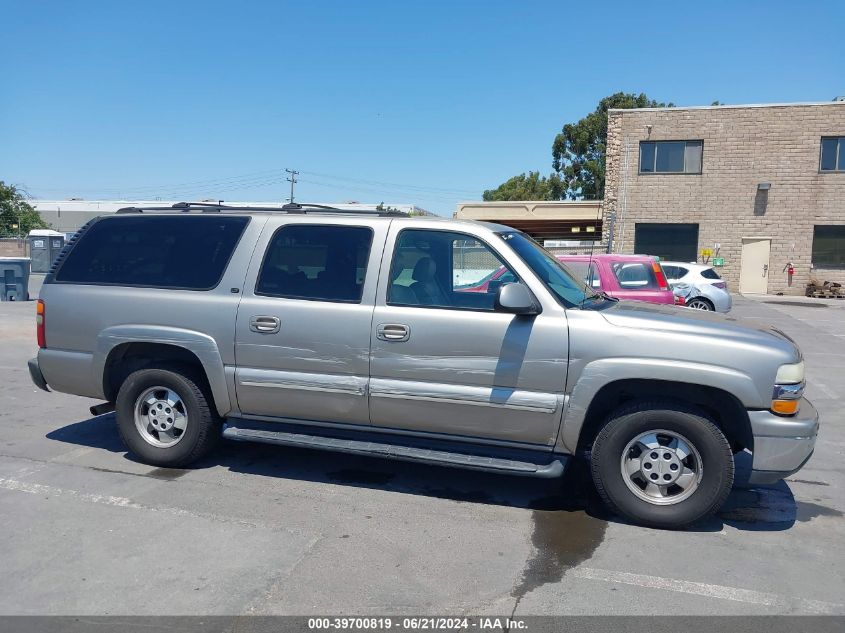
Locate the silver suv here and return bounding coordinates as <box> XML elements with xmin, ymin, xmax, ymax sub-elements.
<box><xmin>28</xmin><ymin>203</ymin><xmax>818</xmax><ymax>528</ymax></box>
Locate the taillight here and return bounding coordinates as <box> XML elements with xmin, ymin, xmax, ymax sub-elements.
<box><xmin>36</xmin><ymin>300</ymin><xmax>46</xmax><ymax>348</ymax></box>
<box><xmin>674</xmin><ymin>295</ymin><xmax>686</xmax><ymax>306</ymax></box>
<box><xmin>652</xmin><ymin>261</ymin><xmax>669</xmax><ymax>291</ymax></box>
<box><xmin>713</xmin><ymin>281</ymin><xmax>727</xmax><ymax>289</ymax></box>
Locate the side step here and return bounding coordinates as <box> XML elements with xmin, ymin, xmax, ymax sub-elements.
<box><xmin>222</xmin><ymin>418</ymin><xmax>567</xmax><ymax>478</ymax></box>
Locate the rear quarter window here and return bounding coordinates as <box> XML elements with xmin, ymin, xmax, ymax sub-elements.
<box><xmin>54</xmin><ymin>215</ymin><xmax>249</xmax><ymax>289</ymax></box>
<box><xmin>700</xmin><ymin>267</ymin><xmax>721</xmax><ymax>279</ymax></box>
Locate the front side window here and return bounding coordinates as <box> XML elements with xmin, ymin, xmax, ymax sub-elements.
<box><xmin>256</xmin><ymin>224</ymin><xmax>373</xmax><ymax>302</ymax></box>
<box><xmin>388</xmin><ymin>229</ymin><xmax>517</xmax><ymax>311</ymax></box>
<box><xmin>54</xmin><ymin>215</ymin><xmax>249</xmax><ymax>289</ymax></box>
<box><xmin>820</xmin><ymin>137</ymin><xmax>845</xmax><ymax>172</ymax></box>
<box><xmin>812</xmin><ymin>225</ymin><xmax>845</xmax><ymax>267</ymax></box>
<box><xmin>640</xmin><ymin>140</ymin><xmax>703</xmax><ymax>174</ymax></box>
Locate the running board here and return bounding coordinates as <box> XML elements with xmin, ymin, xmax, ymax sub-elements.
<box><xmin>222</xmin><ymin>419</ymin><xmax>567</xmax><ymax>478</ymax></box>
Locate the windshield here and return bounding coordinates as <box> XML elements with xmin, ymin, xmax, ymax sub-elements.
<box><xmin>497</xmin><ymin>231</ymin><xmax>599</xmax><ymax>307</ymax></box>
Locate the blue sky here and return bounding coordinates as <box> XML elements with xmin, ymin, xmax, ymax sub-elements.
<box><xmin>1</xmin><ymin>0</ymin><xmax>843</xmax><ymax>215</ymax></box>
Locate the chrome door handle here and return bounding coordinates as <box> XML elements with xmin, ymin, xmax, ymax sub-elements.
<box><xmin>250</xmin><ymin>315</ymin><xmax>281</xmax><ymax>333</ymax></box>
<box><xmin>377</xmin><ymin>323</ymin><xmax>410</xmax><ymax>342</ymax></box>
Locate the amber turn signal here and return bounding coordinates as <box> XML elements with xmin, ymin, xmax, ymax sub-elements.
<box><xmin>771</xmin><ymin>399</ymin><xmax>799</xmax><ymax>415</ymax></box>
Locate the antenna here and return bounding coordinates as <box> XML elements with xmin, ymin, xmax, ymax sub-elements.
<box><xmin>581</xmin><ymin>203</ymin><xmax>602</xmax><ymax>308</ymax></box>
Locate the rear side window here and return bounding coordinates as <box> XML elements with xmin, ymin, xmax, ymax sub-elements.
<box><xmin>611</xmin><ymin>262</ymin><xmax>659</xmax><ymax>289</ymax></box>
<box><xmin>256</xmin><ymin>224</ymin><xmax>373</xmax><ymax>303</ymax></box>
<box><xmin>700</xmin><ymin>267</ymin><xmax>721</xmax><ymax>279</ymax></box>
<box><xmin>54</xmin><ymin>215</ymin><xmax>249</xmax><ymax>289</ymax></box>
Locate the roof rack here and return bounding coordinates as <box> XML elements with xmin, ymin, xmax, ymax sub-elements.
<box><xmin>115</xmin><ymin>202</ymin><xmax>408</xmax><ymax>217</ymax></box>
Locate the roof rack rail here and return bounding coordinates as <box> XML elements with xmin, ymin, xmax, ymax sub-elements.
<box><xmin>116</xmin><ymin>202</ymin><xmax>408</xmax><ymax>217</ymax></box>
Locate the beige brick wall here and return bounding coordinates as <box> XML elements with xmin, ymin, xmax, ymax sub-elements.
<box><xmin>604</xmin><ymin>103</ymin><xmax>845</xmax><ymax>295</ymax></box>
<box><xmin>0</xmin><ymin>239</ymin><xmax>28</xmax><ymax>258</ymax></box>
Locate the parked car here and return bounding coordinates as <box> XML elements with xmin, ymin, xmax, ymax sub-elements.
<box><xmin>557</xmin><ymin>254</ymin><xmax>676</xmax><ymax>305</ymax></box>
<box><xmin>29</xmin><ymin>203</ymin><xmax>818</xmax><ymax>528</ymax></box>
<box><xmin>662</xmin><ymin>261</ymin><xmax>728</xmax><ymax>290</ymax></box>
<box><xmin>672</xmin><ymin>281</ymin><xmax>732</xmax><ymax>313</ymax></box>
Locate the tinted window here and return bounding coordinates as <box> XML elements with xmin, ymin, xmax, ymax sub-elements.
<box><xmin>656</xmin><ymin>142</ymin><xmax>685</xmax><ymax>172</ymax></box>
<box><xmin>54</xmin><ymin>215</ymin><xmax>248</xmax><ymax>289</ymax></box>
<box><xmin>812</xmin><ymin>225</ymin><xmax>845</xmax><ymax>267</ymax></box>
<box><xmin>612</xmin><ymin>262</ymin><xmax>658</xmax><ymax>289</ymax></box>
<box><xmin>640</xmin><ymin>141</ymin><xmax>703</xmax><ymax>174</ymax></box>
<box><xmin>639</xmin><ymin>143</ymin><xmax>656</xmax><ymax>173</ymax></box>
<box><xmin>700</xmin><ymin>267</ymin><xmax>721</xmax><ymax>279</ymax></box>
<box><xmin>820</xmin><ymin>137</ymin><xmax>844</xmax><ymax>172</ymax></box>
<box><xmin>256</xmin><ymin>224</ymin><xmax>373</xmax><ymax>302</ymax></box>
<box><xmin>388</xmin><ymin>229</ymin><xmax>517</xmax><ymax>311</ymax></box>
<box><xmin>634</xmin><ymin>223</ymin><xmax>699</xmax><ymax>261</ymax></box>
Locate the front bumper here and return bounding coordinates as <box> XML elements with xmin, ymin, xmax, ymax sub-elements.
<box><xmin>747</xmin><ymin>397</ymin><xmax>818</xmax><ymax>484</ymax></box>
<box><xmin>28</xmin><ymin>357</ymin><xmax>50</xmax><ymax>392</ymax></box>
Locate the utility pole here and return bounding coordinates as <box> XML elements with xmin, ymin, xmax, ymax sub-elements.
<box><xmin>285</xmin><ymin>169</ymin><xmax>299</xmax><ymax>204</ymax></box>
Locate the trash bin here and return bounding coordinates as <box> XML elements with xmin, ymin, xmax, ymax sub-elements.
<box><xmin>0</xmin><ymin>257</ymin><xmax>31</xmax><ymax>301</ymax></box>
<box><xmin>28</xmin><ymin>229</ymin><xmax>66</xmax><ymax>273</ymax></box>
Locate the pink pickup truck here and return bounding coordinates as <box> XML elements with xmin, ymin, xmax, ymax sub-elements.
<box><xmin>557</xmin><ymin>254</ymin><xmax>676</xmax><ymax>305</ymax></box>
<box><xmin>460</xmin><ymin>253</ymin><xmax>676</xmax><ymax>306</ymax></box>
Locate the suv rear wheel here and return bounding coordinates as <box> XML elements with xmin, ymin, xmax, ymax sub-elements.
<box><xmin>115</xmin><ymin>366</ymin><xmax>220</xmax><ymax>467</ymax></box>
<box><xmin>590</xmin><ymin>400</ymin><xmax>733</xmax><ymax>528</ymax></box>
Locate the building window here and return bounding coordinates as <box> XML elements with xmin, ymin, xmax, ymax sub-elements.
<box><xmin>820</xmin><ymin>137</ymin><xmax>845</xmax><ymax>172</ymax></box>
<box><xmin>634</xmin><ymin>223</ymin><xmax>699</xmax><ymax>262</ymax></box>
<box><xmin>640</xmin><ymin>141</ymin><xmax>703</xmax><ymax>174</ymax></box>
<box><xmin>812</xmin><ymin>225</ymin><xmax>845</xmax><ymax>267</ymax></box>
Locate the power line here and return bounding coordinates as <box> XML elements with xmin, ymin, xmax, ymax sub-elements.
<box><xmin>23</xmin><ymin>166</ymin><xmax>480</xmax><ymax>203</ymax></box>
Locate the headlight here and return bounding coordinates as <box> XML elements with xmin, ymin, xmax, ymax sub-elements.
<box><xmin>775</xmin><ymin>361</ymin><xmax>804</xmax><ymax>384</ymax></box>
<box><xmin>772</xmin><ymin>361</ymin><xmax>805</xmax><ymax>416</ymax></box>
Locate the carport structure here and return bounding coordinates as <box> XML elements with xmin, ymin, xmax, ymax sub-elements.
<box><xmin>454</xmin><ymin>200</ymin><xmax>604</xmax><ymax>244</ymax></box>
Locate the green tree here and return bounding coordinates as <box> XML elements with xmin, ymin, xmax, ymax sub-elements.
<box><xmin>551</xmin><ymin>92</ymin><xmax>672</xmax><ymax>200</ymax></box>
<box><xmin>482</xmin><ymin>171</ymin><xmax>563</xmax><ymax>201</ymax></box>
<box><xmin>0</xmin><ymin>181</ymin><xmax>49</xmax><ymax>237</ymax></box>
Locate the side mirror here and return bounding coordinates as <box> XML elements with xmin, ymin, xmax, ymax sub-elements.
<box><xmin>494</xmin><ymin>283</ymin><xmax>540</xmax><ymax>315</ymax></box>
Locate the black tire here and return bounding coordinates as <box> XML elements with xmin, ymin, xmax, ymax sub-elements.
<box><xmin>590</xmin><ymin>400</ymin><xmax>733</xmax><ymax>529</ymax></box>
<box><xmin>115</xmin><ymin>365</ymin><xmax>220</xmax><ymax>467</ymax></box>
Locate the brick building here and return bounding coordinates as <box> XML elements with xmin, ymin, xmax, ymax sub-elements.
<box><xmin>604</xmin><ymin>100</ymin><xmax>845</xmax><ymax>295</ymax></box>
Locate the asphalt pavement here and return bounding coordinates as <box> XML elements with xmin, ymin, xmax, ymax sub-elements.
<box><xmin>0</xmin><ymin>294</ymin><xmax>842</xmax><ymax>616</ymax></box>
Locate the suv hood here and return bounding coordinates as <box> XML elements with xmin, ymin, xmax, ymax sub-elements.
<box><xmin>599</xmin><ymin>301</ymin><xmax>800</xmax><ymax>361</ymax></box>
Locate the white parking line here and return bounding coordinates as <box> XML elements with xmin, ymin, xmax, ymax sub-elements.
<box><xmin>0</xmin><ymin>476</ymin><xmax>266</xmax><ymax>529</ymax></box>
<box><xmin>571</xmin><ymin>567</ymin><xmax>843</xmax><ymax>614</ymax></box>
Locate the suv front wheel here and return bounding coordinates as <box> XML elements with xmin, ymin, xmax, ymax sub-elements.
<box><xmin>115</xmin><ymin>366</ymin><xmax>220</xmax><ymax>467</ymax></box>
<box><xmin>590</xmin><ymin>401</ymin><xmax>734</xmax><ymax>528</ymax></box>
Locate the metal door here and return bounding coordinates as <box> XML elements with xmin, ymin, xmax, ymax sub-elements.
<box><xmin>739</xmin><ymin>238</ymin><xmax>771</xmax><ymax>294</ymax></box>
<box><xmin>368</xmin><ymin>223</ymin><xmax>569</xmax><ymax>447</ymax></box>
<box><xmin>234</xmin><ymin>217</ymin><xmax>389</xmax><ymax>425</ymax></box>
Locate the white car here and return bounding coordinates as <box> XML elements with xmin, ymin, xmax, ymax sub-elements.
<box><xmin>663</xmin><ymin>262</ymin><xmax>732</xmax><ymax>312</ymax></box>
<box><xmin>672</xmin><ymin>281</ymin><xmax>732</xmax><ymax>312</ymax></box>
<box><xmin>661</xmin><ymin>261</ymin><xmax>727</xmax><ymax>290</ymax></box>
